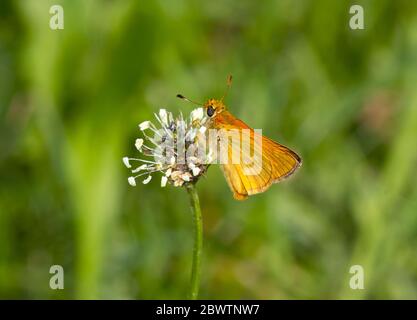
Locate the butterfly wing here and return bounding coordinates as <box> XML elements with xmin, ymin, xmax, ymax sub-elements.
<box><xmin>213</xmin><ymin>111</ymin><xmax>301</xmax><ymax>200</ymax></box>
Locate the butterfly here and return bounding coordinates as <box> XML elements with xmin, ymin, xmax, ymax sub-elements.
<box><xmin>177</xmin><ymin>75</ymin><xmax>301</xmax><ymax>200</ymax></box>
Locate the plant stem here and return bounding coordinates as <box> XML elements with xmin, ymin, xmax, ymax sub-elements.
<box><xmin>186</xmin><ymin>184</ymin><xmax>203</xmax><ymax>300</ymax></box>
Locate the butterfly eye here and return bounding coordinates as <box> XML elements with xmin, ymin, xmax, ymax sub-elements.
<box><xmin>207</xmin><ymin>105</ymin><xmax>215</xmax><ymax>117</ymax></box>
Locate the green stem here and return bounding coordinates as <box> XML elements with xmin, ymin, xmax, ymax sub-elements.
<box><xmin>186</xmin><ymin>184</ymin><xmax>203</xmax><ymax>300</ymax></box>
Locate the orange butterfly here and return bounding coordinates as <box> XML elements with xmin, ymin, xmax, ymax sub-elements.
<box><xmin>178</xmin><ymin>75</ymin><xmax>301</xmax><ymax>200</ymax></box>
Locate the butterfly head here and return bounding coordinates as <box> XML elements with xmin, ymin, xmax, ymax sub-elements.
<box><xmin>177</xmin><ymin>75</ymin><xmax>232</xmax><ymax>118</ymax></box>
<box><xmin>204</xmin><ymin>99</ymin><xmax>226</xmax><ymax>118</ymax></box>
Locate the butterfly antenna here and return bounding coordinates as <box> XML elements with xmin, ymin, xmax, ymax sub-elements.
<box><xmin>221</xmin><ymin>74</ymin><xmax>233</xmax><ymax>101</ymax></box>
<box><xmin>176</xmin><ymin>94</ymin><xmax>203</xmax><ymax>106</ymax></box>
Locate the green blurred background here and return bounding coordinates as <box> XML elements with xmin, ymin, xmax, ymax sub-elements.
<box><xmin>1</xmin><ymin>0</ymin><xmax>417</xmax><ymax>299</ymax></box>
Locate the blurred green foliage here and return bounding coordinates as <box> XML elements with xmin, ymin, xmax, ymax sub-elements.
<box><xmin>1</xmin><ymin>0</ymin><xmax>417</xmax><ymax>299</ymax></box>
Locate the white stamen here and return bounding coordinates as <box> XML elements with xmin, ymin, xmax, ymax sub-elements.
<box><xmin>170</xmin><ymin>156</ymin><xmax>176</xmax><ymax>165</ymax></box>
<box><xmin>127</xmin><ymin>157</ymin><xmax>159</xmax><ymax>164</ymax></box>
<box><xmin>182</xmin><ymin>173</ymin><xmax>192</xmax><ymax>182</ymax></box>
<box><xmin>139</xmin><ymin>121</ymin><xmax>151</xmax><ymax>131</ymax></box>
<box><xmin>142</xmin><ymin>131</ymin><xmax>163</xmax><ymax>148</ymax></box>
<box><xmin>192</xmin><ymin>167</ymin><xmax>201</xmax><ymax>176</ymax></box>
<box><xmin>171</xmin><ymin>171</ymin><xmax>182</xmax><ymax>180</ymax></box>
<box><xmin>159</xmin><ymin>109</ymin><xmax>168</xmax><ymax>125</ymax></box>
<box><xmin>174</xmin><ymin>180</ymin><xmax>184</xmax><ymax>187</ymax></box>
<box><xmin>191</xmin><ymin>108</ymin><xmax>204</xmax><ymax>121</ymax></box>
<box><xmin>135</xmin><ymin>138</ymin><xmax>144</xmax><ymax>151</ymax></box>
<box><xmin>154</xmin><ymin>113</ymin><xmax>174</xmax><ymax>138</ymax></box>
<box><xmin>131</xmin><ymin>164</ymin><xmax>147</xmax><ymax>173</ymax></box>
<box><xmin>165</xmin><ymin>168</ymin><xmax>172</xmax><ymax>177</ymax></box>
<box><xmin>128</xmin><ymin>177</ymin><xmax>136</xmax><ymax>186</ymax></box>
<box><xmin>123</xmin><ymin>157</ymin><xmax>131</xmax><ymax>168</ymax></box>
<box><xmin>142</xmin><ymin>175</ymin><xmax>152</xmax><ymax>184</ymax></box>
<box><xmin>161</xmin><ymin>176</ymin><xmax>168</xmax><ymax>187</ymax></box>
<box><xmin>148</xmin><ymin>122</ymin><xmax>164</xmax><ymax>138</ymax></box>
<box><xmin>199</xmin><ymin>126</ymin><xmax>207</xmax><ymax>134</ymax></box>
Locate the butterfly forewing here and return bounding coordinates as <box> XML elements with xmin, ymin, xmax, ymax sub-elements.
<box><xmin>213</xmin><ymin>111</ymin><xmax>301</xmax><ymax>200</ymax></box>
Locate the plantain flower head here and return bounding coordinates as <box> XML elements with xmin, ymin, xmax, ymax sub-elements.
<box><xmin>123</xmin><ymin>108</ymin><xmax>213</xmax><ymax>188</ymax></box>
